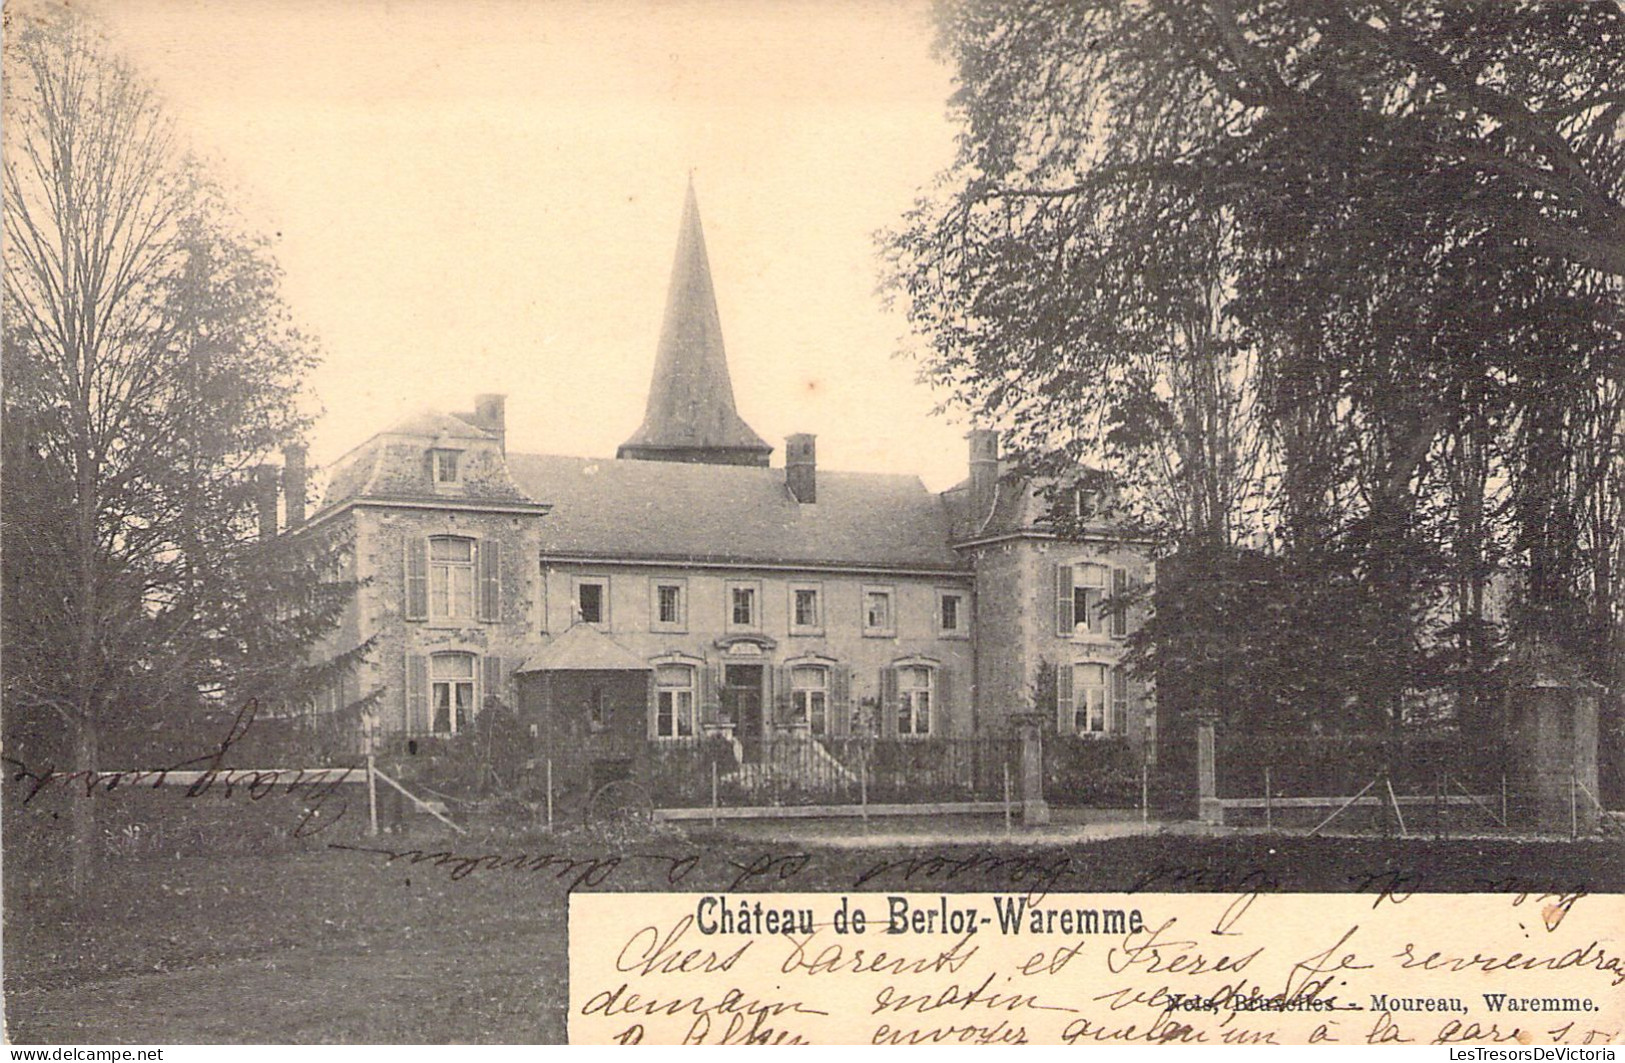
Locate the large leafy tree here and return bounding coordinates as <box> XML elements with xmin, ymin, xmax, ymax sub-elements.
<box><xmin>887</xmin><ymin>1</ymin><xmax>1624</xmax><ymax>744</ymax></box>
<box><xmin>2</xmin><ymin>11</ymin><xmax>347</xmax><ymax>881</ymax></box>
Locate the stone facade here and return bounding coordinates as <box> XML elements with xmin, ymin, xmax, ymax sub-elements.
<box><xmin>291</xmin><ymin>187</ymin><xmax>1157</xmax><ymax>764</ymax></box>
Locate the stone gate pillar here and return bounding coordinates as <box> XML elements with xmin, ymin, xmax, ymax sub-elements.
<box><xmin>1195</xmin><ymin>711</ymin><xmax>1223</xmax><ymax>825</ymax></box>
<box><xmin>1505</xmin><ymin>644</ymin><xmax>1602</xmax><ymax>834</ymax></box>
<box><xmin>1009</xmin><ymin>712</ymin><xmax>1050</xmax><ymax>826</ymax></box>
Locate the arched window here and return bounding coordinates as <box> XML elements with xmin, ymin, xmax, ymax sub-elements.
<box><xmin>1058</xmin><ymin>662</ymin><xmax>1129</xmax><ymax>736</ymax></box>
<box><xmin>430</xmin><ymin>652</ymin><xmax>477</xmax><ymax>734</ymax></box>
<box><xmin>790</xmin><ymin>664</ymin><xmax>830</xmax><ymax>735</ymax></box>
<box><xmin>897</xmin><ymin>664</ymin><xmax>933</xmax><ymax>737</ymax></box>
<box><xmin>654</xmin><ymin>663</ymin><xmax>697</xmax><ymax>739</ymax></box>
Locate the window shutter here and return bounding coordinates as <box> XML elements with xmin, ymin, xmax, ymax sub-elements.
<box><xmin>1112</xmin><ymin>567</ymin><xmax>1128</xmax><ymax>637</ymax></box>
<box><xmin>935</xmin><ymin>665</ymin><xmax>952</xmax><ymax>734</ymax></box>
<box><xmin>831</xmin><ymin>665</ymin><xmax>851</xmax><ymax>736</ymax></box>
<box><xmin>483</xmin><ymin>654</ymin><xmax>504</xmax><ymax>709</ymax></box>
<box><xmin>479</xmin><ymin>540</ymin><xmax>501</xmax><ymax>622</ymax></box>
<box><xmin>773</xmin><ymin>663</ymin><xmax>790</xmax><ymax>724</ymax></box>
<box><xmin>1055</xmin><ymin>563</ymin><xmax>1074</xmax><ymax>635</ymax></box>
<box><xmin>706</xmin><ymin>659</ymin><xmax>723</xmax><ymax>719</ymax></box>
<box><xmin>1111</xmin><ymin>667</ymin><xmax>1129</xmax><ymax>734</ymax></box>
<box><xmin>405</xmin><ymin>537</ymin><xmax>428</xmax><ymax>620</ymax></box>
<box><xmin>880</xmin><ymin>665</ymin><xmax>899</xmax><ymax>736</ymax></box>
<box><xmin>405</xmin><ymin>653</ymin><xmax>429</xmax><ymax>733</ymax></box>
<box><xmin>1055</xmin><ymin>664</ymin><xmax>1074</xmax><ymax>733</ymax></box>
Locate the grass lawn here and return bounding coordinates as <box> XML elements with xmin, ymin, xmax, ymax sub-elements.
<box><xmin>4</xmin><ymin>820</ymin><xmax>1621</xmax><ymax>1044</ymax></box>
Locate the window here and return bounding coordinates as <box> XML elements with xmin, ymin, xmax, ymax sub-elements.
<box><xmin>432</xmin><ymin>449</ymin><xmax>461</xmax><ymax>484</ymax></box>
<box><xmin>429</xmin><ymin>536</ymin><xmax>476</xmax><ymax>620</ymax></box>
<box><xmin>587</xmin><ymin>685</ymin><xmax>611</xmax><ymax>732</ymax></box>
<box><xmin>1057</xmin><ymin>561</ymin><xmax>1127</xmax><ymax>637</ymax></box>
<box><xmin>863</xmin><ymin>585</ymin><xmax>895</xmax><ymax>637</ymax></box>
<box><xmin>1073</xmin><ymin>563</ymin><xmax>1109</xmax><ymax>634</ymax></box>
<box><xmin>937</xmin><ymin>589</ymin><xmax>968</xmax><ymax>637</ymax></box>
<box><xmin>430</xmin><ymin>653</ymin><xmax>476</xmax><ymax>734</ymax></box>
<box><xmin>654</xmin><ymin>664</ymin><xmax>696</xmax><ymax>739</ymax></box>
<box><xmin>898</xmin><ymin>665</ymin><xmax>932</xmax><ymax>736</ymax></box>
<box><xmin>574</xmin><ymin>577</ymin><xmax>608</xmax><ymax>625</ymax></box>
<box><xmin>726</xmin><ymin>580</ymin><xmax>760</xmax><ymax>631</ymax></box>
<box><xmin>789</xmin><ymin>583</ymin><xmax>822</xmax><ymax>635</ymax></box>
<box><xmin>1059</xmin><ymin>663</ymin><xmax>1129</xmax><ymax>736</ymax></box>
<box><xmin>791</xmin><ymin>665</ymin><xmax>829</xmax><ymax>734</ymax></box>
<box><xmin>651</xmin><ymin>579</ymin><xmax>686</xmax><ymax>632</ymax></box>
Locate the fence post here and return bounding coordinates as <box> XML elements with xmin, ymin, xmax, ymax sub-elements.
<box><xmin>860</xmin><ymin>755</ymin><xmax>868</xmax><ymax>828</ymax></box>
<box><xmin>1501</xmin><ymin>773</ymin><xmax>1508</xmax><ymax>827</ymax></box>
<box><xmin>1571</xmin><ymin>770</ymin><xmax>1578</xmax><ymax>840</ymax></box>
<box><xmin>1141</xmin><ymin>762</ymin><xmax>1149</xmax><ymax>823</ymax></box>
<box><xmin>1003</xmin><ymin>760</ymin><xmax>1012</xmax><ymax>835</ymax></box>
<box><xmin>1264</xmin><ymin>766</ymin><xmax>1272</xmax><ymax>831</ymax></box>
<box><xmin>546</xmin><ymin>758</ymin><xmax>554</xmax><ymax>832</ymax></box>
<box><xmin>366</xmin><ymin>752</ymin><xmax>379</xmax><ymax>837</ymax></box>
<box><xmin>711</xmin><ymin>760</ymin><xmax>719</xmax><ymax>829</ymax></box>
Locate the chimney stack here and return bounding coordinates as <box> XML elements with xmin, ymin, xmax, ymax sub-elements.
<box><xmin>255</xmin><ymin>464</ymin><xmax>280</xmax><ymax>541</ymax></box>
<box><xmin>283</xmin><ymin>444</ymin><xmax>307</xmax><ymax>530</ymax></box>
<box><xmin>473</xmin><ymin>393</ymin><xmax>507</xmax><ymax>454</ymax></box>
<box><xmin>786</xmin><ymin>433</ymin><xmax>817</xmax><ymax>504</ymax></box>
<box><xmin>968</xmin><ymin>429</ymin><xmax>1000</xmax><ymax>525</ymax></box>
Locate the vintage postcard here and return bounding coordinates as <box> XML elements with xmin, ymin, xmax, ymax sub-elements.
<box><xmin>3</xmin><ymin>0</ymin><xmax>1621</xmax><ymax>1049</ymax></box>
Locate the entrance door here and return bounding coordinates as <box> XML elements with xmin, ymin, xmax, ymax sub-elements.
<box><xmin>722</xmin><ymin>664</ymin><xmax>764</xmax><ymax>745</ymax></box>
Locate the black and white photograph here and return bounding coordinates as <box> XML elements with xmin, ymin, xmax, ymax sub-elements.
<box><xmin>3</xmin><ymin>0</ymin><xmax>1622</xmax><ymax>1047</ymax></box>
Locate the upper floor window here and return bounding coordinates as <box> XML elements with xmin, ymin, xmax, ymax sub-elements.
<box><xmin>1055</xmin><ymin>562</ymin><xmax>1128</xmax><ymax>637</ymax></box>
<box><xmin>432</xmin><ymin>449</ymin><xmax>461</xmax><ymax>484</ymax></box>
<box><xmin>726</xmin><ymin>580</ymin><xmax>760</xmax><ymax>631</ymax></box>
<box><xmin>863</xmin><ymin>585</ymin><xmax>896</xmax><ymax>637</ymax></box>
<box><xmin>937</xmin><ymin>589</ymin><xmax>968</xmax><ymax>637</ymax></box>
<box><xmin>654</xmin><ymin>663</ymin><xmax>697</xmax><ymax>739</ymax></box>
<box><xmin>788</xmin><ymin>582</ymin><xmax>823</xmax><ymax>635</ymax></box>
<box><xmin>430</xmin><ymin>536</ymin><xmax>475</xmax><ymax>619</ymax></box>
<box><xmin>897</xmin><ymin>664</ymin><xmax>933</xmax><ymax>736</ymax></box>
<box><xmin>651</xmin><ymin>579</ymin><xmax>686</xmax><ymax>632</ymax></box>
<box><xmin>430</xmin><ymin>652</ymin><xmax>476</xmax><ymax>734</ymax></box>
<box><xmin>790</xmin><ymin>664</ymin><xmax>829</xmax><ymax>735</ymax></box>
<box><xmin>405</xmin><ymin>535</ymin><xmax>499</xmax><ymax>623</ymax></box>
<box><xmin>574</xmin><ymin>576</ymin><xmax>608</xmax><ymax>626</ymax></box>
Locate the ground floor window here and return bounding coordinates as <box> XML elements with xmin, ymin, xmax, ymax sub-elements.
<box><xmin>898</xmin><ymin>664</ymin><xmax>933</xmax><ymax>736</ymax></box>
<box><xmin>655</xmin><ymin>663</ymin><xmax>696</xmax><ymax>738</ymax></box>
<box><xmin>1060</xmin><ymin>662</ymin><xmax>1129</xmax><ymax>736</ymax></box>
<box><xmin>791</xmin><ymin>665</ymin><xmax>829</xmax><ymax>734</ymax></box>
<box><xmin>431</xmin><ymin>652</ymin><xmax>476</xmax><ymax>734</ymax></box>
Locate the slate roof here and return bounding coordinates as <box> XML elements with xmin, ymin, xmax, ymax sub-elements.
<box><xmin>506</xmin><ymin>452</ymin><xmax>965</xmax><ymax>571</ymax></box>
<box><xmin>315</xmin><ymin>410</ymin><xmax>539</xmax><ymax>514</ymax></box>
<box><xmin>618</xmin><ymin>183</ymin><xmax>772</xmax><ymax>462</ymax></box>
<box><xmin>516</xmin><ymin>624</ymin><xmax>651</xmax><ymax>673</ymax></box>
<box><xmin>943</xmin><ymin>466</ymin><xmax>1125</xmax><ymax>542</ymax></box>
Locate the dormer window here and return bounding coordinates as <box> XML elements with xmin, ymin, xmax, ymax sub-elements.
<box><xmin>432</xmin><ymin>449</ymin><xmax>461</xmax><ymax>484</ymax></box>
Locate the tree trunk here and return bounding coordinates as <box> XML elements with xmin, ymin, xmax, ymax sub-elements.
<box><xmin>70</xmin><ymin>713</ymin><xmax>98</xmax><ymax>896</ymax></box>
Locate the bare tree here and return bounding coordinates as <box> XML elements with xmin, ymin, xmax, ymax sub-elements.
<box><xmin>3</xmin><ymin>10</ymin><xmax>321</xmax><ymax>888</ymax></box>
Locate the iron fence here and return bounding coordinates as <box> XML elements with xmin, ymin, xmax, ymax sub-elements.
<box><xmin>639</xmin><ymin>733</ymin><xmax>1019</xmax><ymax>809</ymax></box>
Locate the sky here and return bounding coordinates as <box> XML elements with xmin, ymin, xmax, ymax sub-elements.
<box><xmin>73</xmin><ymin>0</ymin><xmax>975</xmax><ymax>491</ymax></box>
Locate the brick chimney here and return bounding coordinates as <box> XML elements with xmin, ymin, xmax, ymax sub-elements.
<box><xmin>786</xmin><ymin>433</ymin><xmax>816</xmax><ymax>504</ymax></box>
<box><xmin>283</xmin><ymin>444</ymin><xmax>307</xmax><ymax>529</ymax></box>
<box><xmin>473</xmin><ymin>393</ymin><xmax>507</xmax><ymax>454</ymax></box>
<box><xmin>255</xmin><ymin>464</ymin><xmax>280</xmax><ymax>541</ymax></box>
<box><xmin>968</xmin><ymin>429</ymin><xmax>1000</xmax><ymax>527</ymax></box>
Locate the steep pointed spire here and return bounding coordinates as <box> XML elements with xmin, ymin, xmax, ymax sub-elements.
<box><xmin>618</xmin><ymin>182</ymin><xmax>772</xmax><ymax>467</ymax></box>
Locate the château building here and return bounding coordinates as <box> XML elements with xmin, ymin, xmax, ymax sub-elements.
<box><xmin>287</xmin><ymin>185</ymin><xmax>1154</xmax><ymax>772</ymax></box>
